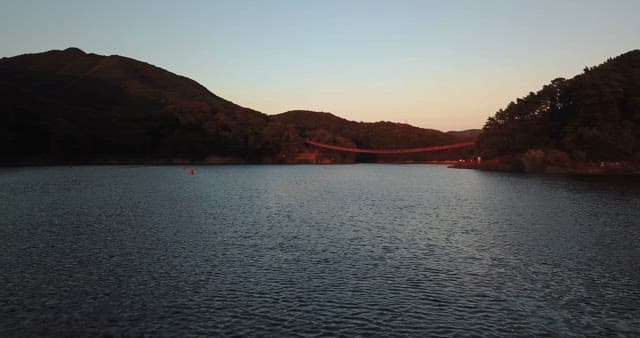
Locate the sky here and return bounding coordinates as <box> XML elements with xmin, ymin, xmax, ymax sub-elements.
<box><xmin>1</xmin><ymin>1</ymin><xmax>639</xmax><ymax>131</ymax></box>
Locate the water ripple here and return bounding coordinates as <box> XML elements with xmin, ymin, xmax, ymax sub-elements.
<box><xmin>1</xmin><ymin>165</ymin><xmax>639</xmax><ymax>336</ymax></box>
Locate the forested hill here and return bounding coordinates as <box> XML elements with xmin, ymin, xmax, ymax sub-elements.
<box><xmin>272</xmin><ymin>110</ymin><xmax>470</xmax><ymax>148</ymax></box>
<box><xmin>0</xmin><ymin>47</ymin><xmax>268</xmax><ymax>162</ymax></box>
<box><xmin>475</xmin><ymin>50</ymin><xmax>640</xmax><ymax>172</ymax></box>
<box><xmin>0</xmin><ymin>48</ymin><xmax>475</xmax><ymax>164</ymax></box>
<box><xmin>270</xmin><ymin>110</ymin><xmax>476</xmax><ymax>163</ymax></box>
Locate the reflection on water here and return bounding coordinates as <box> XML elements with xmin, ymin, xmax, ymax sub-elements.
<box><xmin>1</xmin><ymin>165</ymin><xmax>639</xmax><ymax>336</ymax></box>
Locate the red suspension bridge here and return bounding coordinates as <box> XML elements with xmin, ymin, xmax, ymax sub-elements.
<box><xmin>305</xmin><ymin>139</ymin><xmax>475</xmax><ymax>154</ymax></box>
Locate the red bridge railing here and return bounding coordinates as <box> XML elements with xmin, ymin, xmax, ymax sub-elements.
<box><xmin>305</xmin><ymin>139</ymin><xmax>475</xmax><ymax>154</ymax></box>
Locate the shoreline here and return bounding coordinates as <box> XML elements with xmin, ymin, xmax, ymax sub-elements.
<box><xmin>3</xmin><ymin>158</ymin><xmax>639</xmax><ymax>176</ymax></box>
<box><xmin>450</xmin><ymin>159</ymin><xmax>640</xmax><ymax>176</ymax></box>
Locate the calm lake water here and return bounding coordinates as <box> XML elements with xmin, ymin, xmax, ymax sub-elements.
<box><xmin>1</xmin><ymin>165</ymin><xmax>639</xmax><ymax>336</ymax></box>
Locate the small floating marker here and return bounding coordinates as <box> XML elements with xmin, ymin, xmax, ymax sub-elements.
<box><xmin>181</xmin><ymin>166</ymin><xmax>186</xmax><ymax>170</ymax></box>
<box><xmin>190</xmin><ymin>168</ymin><xmax>195</xmax><ymax>176</ymax></box>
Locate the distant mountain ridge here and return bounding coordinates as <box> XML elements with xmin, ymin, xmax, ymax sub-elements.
<box><xmin>446</xmin><ymin>129</ymin><xmax>482</xmax><ymax>141</ymax></box>
<box><xmin>271</xmin><ymin>110</ymin><xmax>476</xmax><ymax>162</ymax></box>
<box><xmin>1</xmin><ymin>47</ymin><xmax>477</xmax><ymax>164</ymax></box>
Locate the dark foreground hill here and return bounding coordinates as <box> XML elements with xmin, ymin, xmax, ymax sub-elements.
<box><xmin>473</xmin><ymin>50</ymin><xmax>640</xmax><ymax>174</ymax></box>
<box><xmin>1</xmin><ymin>48</ymin><xmax>476</xmax><ymax>164</ymax></box>
<box><xmin>0</xmin><ymin>47</ymin><xmax>268</xmax><ymax>163</ymax></box>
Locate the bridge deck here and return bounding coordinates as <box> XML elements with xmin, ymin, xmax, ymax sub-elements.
<box><xmin>305</xmin><ymin>139</ymin><xmax>475</xmax><ymax>154</ymax></box>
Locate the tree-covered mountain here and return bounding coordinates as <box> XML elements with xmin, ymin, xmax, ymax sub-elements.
<box><xmin>0</xmin><ymin>47</ymin><xmax>268</xmax><ymax>163</ymax></box>
<box><xmin>271</xmin><ymin>110</ymin><xmax>475</xmax><ymax>162</ymax></box>
<box><xmin>475</xmin><ymin>50</ymin><xmax>640</xmax><ymax>173</ymax></box>
<box><xmin>1</xmin><ymin>48</ymin><xmax>474</xmax><ymax>164</ymax></box>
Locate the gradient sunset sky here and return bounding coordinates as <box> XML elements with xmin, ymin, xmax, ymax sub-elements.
<box><xmin>2</xmin><ymin>0</ymin><xmax>639</xmax><ymax>130</ymax></box>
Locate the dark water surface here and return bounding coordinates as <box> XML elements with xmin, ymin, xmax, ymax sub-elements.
<box><xmin>1</xmin><ymin>165</ymin><xmax>639</xmax><ymax>337</ymax></box>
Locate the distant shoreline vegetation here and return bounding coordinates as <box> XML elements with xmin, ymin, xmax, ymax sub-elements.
<box><xmin>2</xmin><ymin>48</ymin><xmax>639</xmax><ymax>174</ymax></box>
<box><xmin>452</xmin><ymin>154</ymin><xmax>640</xmax><ymax>175</ymax></box>
<box><xmin>0</xmin><ymin>48</ymin><xmax>475</xmax><ymax>166</ymax></box>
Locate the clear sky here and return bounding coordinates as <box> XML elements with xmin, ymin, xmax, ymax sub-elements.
<box><xmin>1</xmin><ymin>1</ymin><xmax>639</xmax><ymax>130</ymax></box>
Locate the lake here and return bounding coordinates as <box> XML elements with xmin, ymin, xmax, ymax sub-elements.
<box><xmin>1</xmin><ymin>165</ymin><xmax>639</xmax><ymax>336</ymax></box>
